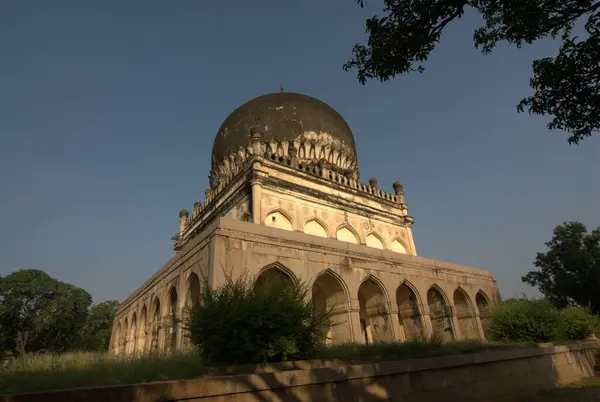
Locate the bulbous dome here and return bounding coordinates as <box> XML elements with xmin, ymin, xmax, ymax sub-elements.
<box><xmin>211</xmin><ymin>92</ymin><xmax>359</xmax><ymax>182</ymax></box>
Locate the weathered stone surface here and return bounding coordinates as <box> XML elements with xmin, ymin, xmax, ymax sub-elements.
<box><xmin>2</xmin><ymin>342</ymin><xmax>597</xmax><ymax>402</ymax></box>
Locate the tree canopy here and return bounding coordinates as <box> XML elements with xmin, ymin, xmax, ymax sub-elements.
<box><xmin>0</xmin><ymin>269</ymin><xmax>118</xmax><ymax>357</ymax></box>
<box><xmin>345</xmin><ymin>0</ymin><xmax>600</xmax><ymax>144</ymax></box>
<box><xmin>522</xmin><ymin>221</ymin><xmax>600</xmax><ymax>314</ymax></box>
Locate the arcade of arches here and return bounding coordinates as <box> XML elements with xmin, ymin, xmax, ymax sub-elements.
<box><xmin>112</xmin><ymin>265</ymin><xmax>495</xmax><ymax>355</ymax></box>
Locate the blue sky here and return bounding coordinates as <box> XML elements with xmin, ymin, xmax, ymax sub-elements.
<box><xmin>1</xmin><ymin>0</ymin><xmax>598</xmax><ymax>304</ymax></box>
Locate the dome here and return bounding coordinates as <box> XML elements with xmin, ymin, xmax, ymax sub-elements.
<box><xmin>211</xmin><ymin>92</ymin><xmax>359</xmax><ymax>183</ymax></box>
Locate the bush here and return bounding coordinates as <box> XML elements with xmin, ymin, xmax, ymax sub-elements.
<box><xmin>185</xmin><ymin>273</ymin><xmax>330</xmax><ymax>366</ymax></box>
<box><xmin>488</xmin><ymin>298</ymin><xmax>600</xmax><ymax>343</ymax></box>
<box><xmin>488</xmin><ymin>299</ymin><xmax>561</xmax><ymax>343</ymax></box>
<box><xmin>558</xmin><ymin>306</ymin><xmax>600</xmax><ymax>340</ymax></box>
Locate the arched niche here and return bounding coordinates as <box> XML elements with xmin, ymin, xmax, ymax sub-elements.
<box><xmin>365</xmin><ymin>234</ymin><xmax>384</xmax><ymax>250</ymax></box>
<box><xmin>358</xmin><ymin>277</ymin><xmax>393</xmax><ymax>344</ymax></box>
<box><xmin>122</xmin><ymin>317</ymin><xmax>129</xmax><ymax>356</ymax></box>
<box><xmin>396</xmin><ymin>282</ymin><xmax>424</xmax><ymax>340</ymax></box>
<box><xmin>114</xmin><ymin>322</ymin><xmax>122</xmax><ymax>355</ymax></box>
<box><xmin>182</xmin><ymin>273</ymin><xmax>201</xmax><ymax>348</ymax></box>
<box><xmin>150</xmin><ymin>297</ymin><xmax>161</xmax><ymax>352</ymax></box>
<box><xmin>255</xmin><ymin>263</ymin><xmax>295</xmax><ymax>290</ymax></box>
<box><xmin>311</xmin><ymin>270</ymin><xmax>350</xmax><ymax>344</ymax></box>
<box><xmin>167</xmin><ymin>287</ymin><xmax>178</xmax><ymax>352</ymax></box>
<box><xmin>476</xmin><ymin>291</ymin><xmax>492</xmax><ymax>341</ymax></box>
<box><xmin>264</xmin><ymin>210</ymin><xmax>293</xmax><ymax>231</ymax></box>
<box><xmin>427</xmin><ymin>286</ymin><xmax>454</xmax><ymax>342</ymax></box>
<box><xmin>453</xmin><ymin>288</ymin><xmax>479</xmax><ymax>340</ymax></box>
<box><xmin>137</xmin><ymin>305</ymin><xmax>147</xmax><ymax>353</ymax></box>
<box><xmin>390</xmin><ymin>239</ymin><xmax>407</xmax><ymax>254</ymax></box>
<box><xmin>304</xmin><ymin>219</ymin><xmax>328</xmax><ymax>238</ymax></box>
<box><xmin>129</xmin><ymin>313</ymin><xmax>137</xmax><ymax>354</ymax></box>
<box><xmin>336</xmin><ymin>226</ymin><xmax>358</xmax><ymax>244</ymax></box>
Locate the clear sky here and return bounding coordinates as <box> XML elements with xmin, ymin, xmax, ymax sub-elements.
<box><xmin>1</xmin><ymin>0</ymin><xmax>598</xmax><ymax>304</ymax></box>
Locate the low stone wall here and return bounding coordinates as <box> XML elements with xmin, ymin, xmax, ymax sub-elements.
<box><xmin>1</xmin><ymin>342</ymin><xmax>598</xmax><ymax>402</ymax></box>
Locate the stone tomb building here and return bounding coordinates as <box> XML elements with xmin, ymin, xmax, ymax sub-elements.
<box><xmin>110</xmin><ymin>92</ymin><xmax>499</xmax><ymax>355</ymax></box>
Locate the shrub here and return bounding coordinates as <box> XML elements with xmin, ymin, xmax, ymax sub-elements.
<box><xmin>488</xmin><ymin>298</ymin><xmax>561</xmax><ymax>343</ymax></box>
<box><xmin>185</xmin><ymin>273</ymin><xmax>330</xmax><ymax>366</ymax></box>
<box><xmin>488</xmin><ymin>298</ymin><xmax>600</xmax><ymax>343</ymax></box>
<box><xmin>558</xmin><ymin>306</ymin><xmax>600</xmax><ymax>340</ymax></box>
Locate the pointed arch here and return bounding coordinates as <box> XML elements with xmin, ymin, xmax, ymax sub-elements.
<box><xmin>358</xmin><ymin>275</ymin><xmax>393</xmax><ymax>344</ymax></box>
<box><xmin>255</xmin><ymin>262</ymin><xmax>297</xmax><ymax>289</ymax></box>
<box><xmin>476</xmin><ymin>290</ymin><xmax>492</xmax><ymax>340</ymax></box>
<box><xmin>311</xmin><ymin>269</ymin><xmax>351</xmax><ymax>345</ymax></box>
<box><xmin>336</xmin><ymin>224</ymin><xmax>359</xmax><ymax>244</ymax></box>
<box><xmin>182</xmin><ymin>273</ymin><xmax>201</xmax><ymax>348</ymax></box>
<box><xmin>122</xmin><ymin>317</ymin><xmax>129</xmax><ymax>356</ymax></box>
<box><xmin>390</xmin><ymin>238</ymin><xmax>407</xmax><ymax>254</ymax></box>
<box><xmin>150</xmin><ymin>296</ymin><xmax>161</xmax><ymax>352</ymax></box>
<box><xmin>137</xmin><ymin>304</ymin><xmax>147</xmax><ymax>353</ymax></box>
<box><xmin>396</xmin><ymin>280</ymin><xmax>425</xmax><ymax>340</ymax></box>
<box><xmin>303</xmin><ymin>217</ymin><xmax>329</xmax><ymax>238</ymax></box>
<box><xmin>129</xmin><ymin>312</ymin><xmax>137</xmax><ymax>354</ymax></box>
<box><xmin>264</xmin><ymin>208</ymin><xmax>294</xmax><ymax>231</ymax></box>
<box><xmin>453</xmin><ymin>287</ymin><xmax>479</xmax><ymax>340</ymax></box>
<box><xmin>427</xmin><ymin>284</ymin><xmax>454</xmax><ymax>342</ymax></box>
<box><xmin>167</xmin><ymin>286</ymin><xmax>178</xmax><ymax>352</ymax></box>
<box><xmin>114</xmin><ymin>322</ymin><xmax>122</xmax><ymax>355</ymax></box>
<box><xmin>365</xmin><ymin>232</ymin><xmax>385</xmax><ymax>250</ymax></box>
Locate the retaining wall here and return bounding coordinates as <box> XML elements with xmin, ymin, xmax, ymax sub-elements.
<box><xmin>1</xmin><ymin>342</ymin><xmax>598</xmax><ymax>402</ymax></box>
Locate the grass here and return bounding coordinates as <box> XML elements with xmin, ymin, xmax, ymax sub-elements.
<box><xmin>0</xmin><ymin>350</ymin><xmax>207</xmax><ymax>395</ymax></box>
<box><xmin>527</xmin><ymin>377</ymin><xmax>600</xmax><ymax>401</ymax></box>
<box><xmin>0</xmin><ymin>340</ymin><xmax>552</xmax><ymax>395</ymax></box>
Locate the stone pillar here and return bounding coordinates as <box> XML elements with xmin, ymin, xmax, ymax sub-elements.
<box><xmin>389</xmin><ymin>306</ymin><xmax>404</xmax><ymax>342</ymax></box>
<box><xmin>448</xmin><ymin>305</ymin><xmax>462</xmax><ymax>340</ymax></box>
<box><xmin>178</xmin><ymin>209</ymin><xmax>189</xmax><ymax>237</ymax></box>
<box><xmin>474</xmin><ymin>311</ymin><xmax>486</xmax><ymax>341</ymax></box>
<box><xmin>420</xmin><ymin>304</ymin><xmax>434</xmax><ymax>339</ymax></box>
<box><xmin>193</xmin><ymin>201</ymin><xmax>201</xmax><ymax>218</ymax></box>
<box><xmin>348</xmin><ymin>299</ymin><xmax>366</xmax><ymax>344</ymax></box>
<box><xmin>250</xmin><ymin>170</ymin><xmax>264</xmax><ymax>225</ymax></box>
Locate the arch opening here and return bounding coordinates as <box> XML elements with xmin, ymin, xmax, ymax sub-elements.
<box><xmin>304</xmin><ymin>220</ymin><xmax>328</xmax><ymax>238</ymax></box>
<box><xmin>358</xmin><ymin>278</ymin><xmax>393</xmax><ymax>344</ymax></box>
<box><xmin>129</xmin><ymin>313</ymin><xmax>137</xmax><ymax>354</ymax></box>
<box><xmin>137</xmin><ymin>305</ymin><xmax>147</xmax><ymax>353</ymax></box>
<box><xmin>264</xmin><ymin>211</ymin><xmax>293</xmax><ymax>231</ymax></box>
<box><xmin>396</xmin><ymin>283</ymin><xmax>424</xmax><ymax>341</ymax></box>
<box><xmin>391</xmin><ymin>240</ymin><xmax>407</xmax><ymax>254</ymax></box>
<box><xmin>336</xmin><ymin>227</ymin><xmax>358</xmax><ymax>244</ymax></box>
<box><xmin>453</xmin><ymin>289</ymin><xmax>479</xmax><ymax>340</ymax></box>
<box><xmin>311</xmin><ymin>271</ymin><xmax>349</xmax><ymax>344</ymax></box>
<box><xmin>150</xmin><ymin>298</ymin><xmax>161</xmax><ymax>352</ymax></box>
<box><xmin>114</xmin><ymin>323</ymin><xmax>122</xmax><ymax>355</ymax></box>
<box><xmin>183</xmin><ymin>273</ymin><xmax>201</xmax><ymax>347</ymax></box>
<box><xmin>476</xmin><ymin>291</ymin><xmax>492</xmax><ymax>341</ymax></box>
<box><xmin>255</xmin><ymin>265</ymin><xmax>294</xmax><ymax>290</ymax></box>
<box><xmin>365</xmin><ymin>234</ymin><xmax>384</xmax><ymax>250</ymax></box>
<box><xmin>122</xmin><ymin>318</ymin><xmax>129</xmax><ymax>356</ymax></box>
<box><xmin>427</xmin><ymin>287</ymin><xmax>454</xmax><ymax>342</ymax></box>
<box><xmin>167</xmin><ymin>287</ymin><xmax>178</xmax><ymax>352</ymax></box>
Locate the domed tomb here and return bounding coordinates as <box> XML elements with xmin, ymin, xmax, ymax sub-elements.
<box><xmin>210</xmin><ymin>92</ymin><xmax>359</xmax><ymax>188</ymax></box>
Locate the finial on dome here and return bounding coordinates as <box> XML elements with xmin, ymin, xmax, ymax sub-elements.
<box><xmin>393</xmin><ymin>180</ymin><xmax>404</xmax><ymax>195</ymax></box>
<box><xmin>280</xmin><ymin>81</ymin><xmax>284</xmax><ymax>92</ymax></box>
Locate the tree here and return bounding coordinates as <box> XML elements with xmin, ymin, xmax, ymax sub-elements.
<box><xmin>78</xmin><ymin>300</ymin><xmax>119</xmax><ymax>352</ymax></box>
<box><xmin>344</xmin><ymin>0</ymin><xmax>600</xmax><ymax>144</ymax></box>
<box><xmin>522</xmin><ymin>222</ymin><xmax>600</xmax><ymax>314</ymax></box>
<box><xmin>0</xmin><ymin>269</ymin><xmax>92</xmax><ymax>357</ymax></box>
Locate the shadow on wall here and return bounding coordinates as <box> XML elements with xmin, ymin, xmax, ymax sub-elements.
<box><xmin>150</xmin><ymin>344</ymin><xmax>596</xmax><ymax>402</ymax></box>
<box><xmin>1</xmin><ymin>343</ymin><xmax>597</xmax><ymax>402</ymax></box>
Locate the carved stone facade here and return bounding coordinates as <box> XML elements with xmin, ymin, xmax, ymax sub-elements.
<box><xmin>110</xmin><ymin>92</ymin><xmax>500</xmax><ymax>355</ymax></box>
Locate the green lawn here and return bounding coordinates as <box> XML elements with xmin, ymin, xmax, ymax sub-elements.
<box><xmin>528</xmin><ymin>377</ymin><xmax>600</xmax><ymax>402</ymax></box>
